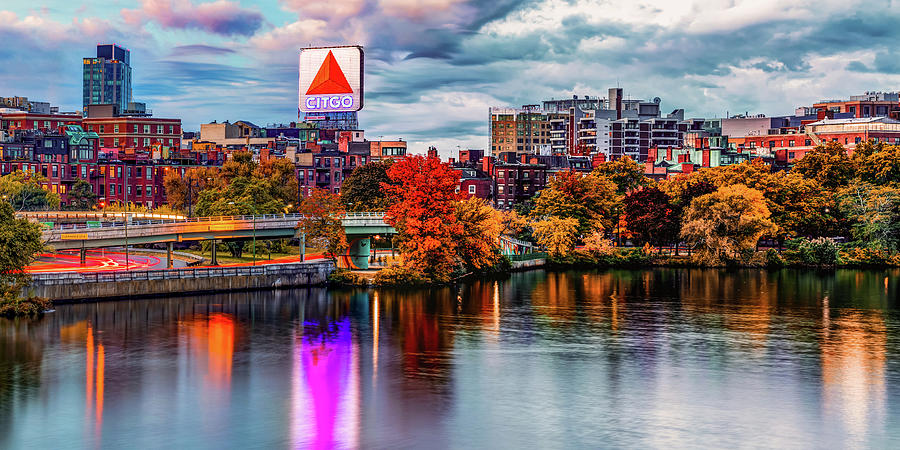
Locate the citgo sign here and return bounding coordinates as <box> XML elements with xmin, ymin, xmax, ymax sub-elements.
<box><xmin>299</xmin><ymin>46</ymin><xmax>364</xmax><ymax>113</ymax></box>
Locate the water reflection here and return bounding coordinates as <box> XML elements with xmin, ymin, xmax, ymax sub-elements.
<box><xmin>0</xmin><ymin>269</ymin><xmax>898</xmax><ymax>448</ymax></box>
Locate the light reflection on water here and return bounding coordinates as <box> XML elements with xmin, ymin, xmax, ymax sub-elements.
<box><xmin>1</xmin><ymin>268</ymin><xmax>898</xmax><ymax>448</ymax></box>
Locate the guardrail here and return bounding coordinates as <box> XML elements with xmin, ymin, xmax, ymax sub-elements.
<box><xmin>30</xmin><ymin>261</ymin><xmax>330</xmax><ymax>284</ymax></box>
<box><xmin>45</xmin><ymin>212</ymin><xmax>387</xmax><ymax>231</ymax></box>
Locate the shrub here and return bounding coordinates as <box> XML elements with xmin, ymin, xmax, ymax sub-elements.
<box><xmin>372</xmin><ymin>265</ymin><xmax>430</xmax><ymax>286</ymax></box>
<box><xmin>765</xmin><ymin>248</ymin><xmax>785</xmax><ymax>268</ymax></box>
<box><xmin>839</xmin><ymin>246</ymin><xmax>900</xmax><ymax>267</ymax></box>
<box><xmin>785</xmin><ymin>237</ymin><xmax>840</xmax><ymax>266</ymax></box>
<box><xmin>0</xmin><ymin>294</ymin><xmax>52</xmax><ymax>318</ymax></box>
<box><xmin>327</xmin><ymin>269</ymin><xmax>365</xmax><ymax>286</ymax></box>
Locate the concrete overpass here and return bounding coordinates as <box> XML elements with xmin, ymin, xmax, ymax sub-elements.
<box><xmin>41</xmin><ymin>212</ymin><xmax>394</xmax><ymax>269</ymax></box>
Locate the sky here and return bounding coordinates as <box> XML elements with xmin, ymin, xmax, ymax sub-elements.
<box><xmin>3</xmin><ymin>0</ymin><xmax>900</xmax><ymax>156</ymax></box>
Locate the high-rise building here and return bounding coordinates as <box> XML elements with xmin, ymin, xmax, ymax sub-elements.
<box><xmin>83</xmin><ymin>44</ymin><xmax>133</xmax><ymax>116</ymax></box>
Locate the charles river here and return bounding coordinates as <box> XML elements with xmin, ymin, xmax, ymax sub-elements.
<box><xmin>2</xmin><ymin>268</ymin><xmax>899</xmax><ymax>448</ymax></box>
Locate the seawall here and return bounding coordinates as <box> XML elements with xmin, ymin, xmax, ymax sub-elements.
<box><xmin>27</xmin><ymin>261</ymin><xmax>334</xmax><ymax>303</ymax></box>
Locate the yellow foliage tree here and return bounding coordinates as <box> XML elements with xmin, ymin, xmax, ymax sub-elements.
<box><xmin>454</xmin><ymin>197</ymin><xmax>503</xmax><ymax>270</ymax></box>
<box><xmin>681</xmin><ymin>184</ymin><xmax>776</xmax><ymax>265</ymax></box>
<box><xmin>532</xmin><ymin>216</ymin><xmax>580</xmax><ymax>257</ymax></box>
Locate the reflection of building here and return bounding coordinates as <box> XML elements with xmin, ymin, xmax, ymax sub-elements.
<box><xmin>820</xmin><ymin>310</ymin><xmax>886</xmax><ymax>442</ymax></box>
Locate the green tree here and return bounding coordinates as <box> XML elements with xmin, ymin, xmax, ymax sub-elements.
<box><xmin>66</xmin><ymin>179</ymin><xmax>97</xmax><ymax>210</ymax></box>
<box><xmin>222</xmin><ymin>151</ymin><xmax>255</xmax><ymax>181</ymax></box>
<box><xmin>0</xmin><ymin>171</ymin><xmax>60</xmax><ymax>211</ymax></box>
<box><xmin>255</xmin><ymin>158</ymin><xmax>299</xmax><ymax>207</ymax></box>
<box><xmin>592</xmin><ymin>157</ymin><xmax>650</xmax><ymax>195</ymax></box>
<box><xmin>0</xmin><ymin>202</ymin><xmax>49</xmax><ymax>317</ymax></box>
<box><xmin>681</xmin><ymin>184</ymin><xmax>776</xmax><ymax>266</ymax></box>
<box><xmin>838</xmin><ymin>181</ymin><xmax>900</xmax><ymax>251</ymax></box>
<box><xmin>341</xmin><ymin>160</ymin><xmax>393</xmax><ymax>211</ymax></box>
<box><xmin>530</xmin><ymin>171</ymin><xmax>618</xmax><ymax>235</ymax></box>
<box><xmin>298</xmin><ymin>188</ymin><xmax>348</xmax><ymax>265</ymax></box>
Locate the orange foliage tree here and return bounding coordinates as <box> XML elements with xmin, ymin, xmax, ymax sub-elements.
<box><xmin>298</xmin><ymin>188</ymin><xmax>347</xmax><ymax>265</ymax></box>
<box><xmin>383</xmin><ymin>155</ymin><xmax>463</xmax><ymax>281</ymax></box>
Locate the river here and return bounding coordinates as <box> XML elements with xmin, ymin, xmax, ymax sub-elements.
<box><xmin>2</xmin><ymin>268</ymin><xmax>899</xmax><ymax>448</ymax></box>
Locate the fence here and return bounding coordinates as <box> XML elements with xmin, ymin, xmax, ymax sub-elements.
<box><xmin>45</xmin><ymin>212</ymin><xmax>387</xmax><ymax>231</ymax></box>
<box><xmin>30</xmin><ymin>261</ymin><xmax>330</xmax><ymax>285</ymax></box>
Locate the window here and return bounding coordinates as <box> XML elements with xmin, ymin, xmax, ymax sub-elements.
<box><xmin>100</xmin><ymin>125</ymin><xmax>105</xmax><ymax>133</ymax></box>
<box><xmin>146</xmin><ymin>170</ymin><xmax>152</xmax><ymax>180</ymax></box>
<box><xmin>143</xmin><ymin>138</ymin><xmax>150</xmax><ymax>147</ymax></box>
<box><xmin>127</xmin><ymin>167</ymin><xmax>132</xmax><ymax>178</ymax></box>
<box><xmin>156</xmin><ymin>125</ymin><xmax>163</xmax><ymax>134</ymax></box>
<box><xmin>114</xmin><ymin>138</ymin><xmax>119</xmax><ymax>147</ymax></box>
<box><xmin>109</xmin><ymin>184</ymin><xmax>115</xmax><ymax>195</ymax></box>
<box><xmin>114</xmin><ymin>124</ymin><xmax>119</xmax><ymax>133</ymax></box>
<box><xmin>127</xmin><ymin>185</ymin><xmax>132</xmax><ymax>196</ymax></box>
<box><xmin>143</xmin><ymin>125</ymin><xmax>150</xmax><ymax>134</ymax></box>
<box><xmin>805</xmin><ymin>139</ymin><xmax>811</xmax><ymax>146</ymax></box>
<box><xmin>82</xmin><ymin>166</ymin><xmax>87</xmax><ymax>178</ymax></box>
<box><xmin>498</xmin><ymin>185</ymin><xmax>505</xmax><ymax>193</ymax></box>
<box><xmin>146</xmin><ymin>186</ymin><xmax>152</xmax><ymax>197</ymax></box>
<box><xmin>116</xmin><ymin>167</ymin><xmax>122</xmax><ymax>178</ymax></box>
<box><xmin>468</xmin><ymin>185</ymin><xmax>476</xmax><ymax>194</ymax></box>
<box><xmin>788</xmin><ymin>140</ymin><xmax>794</xmax><ymax>147</ymax></box>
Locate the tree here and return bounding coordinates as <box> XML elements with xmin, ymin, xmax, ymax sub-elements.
<box><xmin>66</xmin><ymin>179</ymin><xmax>97</xmax><ymax>210</ymax></box>
<box><xmin>255</xmin><ymin>158</ymin><xmax>299</xmax><ymax>207</ymax></box>
<box><xmin>454</xmin><ymin>198</ymin><xmax>503</xmax><ymax>271</ymax></box>
<box><xmin>855</xmin><ymin>144</ymin><xmax>900</xmax><ymax>186</ymax></box>
<box><xmin>195</xmin><ymin>177</ymin><xmax>286</xmax><ymax>258</ymax></box>
<box><xmin>162</xmin><ymin>166</ymin><xmax>222</xmax><ymax>212</ymax></box>
<box><xmin>680</xmin><ymin>184</ymin><xmax>776</xmax><ymax>265</ymax></box>
<box><xmin>592</xmin><ymin>157</ymin><xmax>650</xmax><ymax>195</ymax></box>
<box><xmin>341</xmin><ymin>160</ymin><xmax>393</xmax><ymax>211</ymax></box>
<box><xmin>298</xmin><ymin>189</ymin><xmax>348</xmax><ymax>265</ymax></box>
<box><xmin>532</xmin><ymin>217</ymin><xmax>579</xmax><ymax>258</ymax></box>
<box><xmin>623</xmin><ymin>186</ymin><xmax>679</xmax><ymax>249</ymax></box>
<box><xmin>530</xmin><ymin>170</ymin><xmax>618</xmax><ymax>235</ymax></box>
<box><xmin>222</xmin><ymin>151</ymin><xmax>255</xmax><ymax>181</ymax></box>
<box><xmin>838</xmin><ymin>181</ymin><xmax>900</xmax><ymax>251</ymax></box>
<box><xmin>0</xmin><ymin>202</ymin><xmax>48</xmax><ymax>317</ymax></box>
<box><xmin>791</xmin><ymin>141</ymin><xmax>856</xmax><ymax>189</ymax></box>
<box><xmin>0</xmin><ymin>171</ymin><xmax>60</xmax><ymax>211</ymax></box>
<box><xmin>383</xmin><ymin>155</ymin><xmax>463</xmax><ymax>281</ymax></box>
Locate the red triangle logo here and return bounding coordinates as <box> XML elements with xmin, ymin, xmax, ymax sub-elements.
<box><xmin>306</xmin><ymin>51</ymin><xmax>353</xmax><ymax>95</ymax></box>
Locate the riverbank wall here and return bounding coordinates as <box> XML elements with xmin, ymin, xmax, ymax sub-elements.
<box><xmin>27</xmin><ymin>261</ymin><xmax>334</xmax><ymax>303</ymax></box>
<box><xmin>511</xmin><ymin>258</ymin><xmax>546</xmax><ymax>271</ymax></box>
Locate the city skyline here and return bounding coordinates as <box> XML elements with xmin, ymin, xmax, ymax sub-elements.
<box><xmin>3</xmin><ymin>1</ymin><xmax>900</xmax><ymax>155</ymax></box>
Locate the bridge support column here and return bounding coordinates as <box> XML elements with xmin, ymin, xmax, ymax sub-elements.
<box><xmin>210</xmin><ymin>240</ymin><xmax>218</xmax><ymax>266</ymax></box>
<box><xmin>346</xmin><ymin>235</ymin><xmax>371</xmax><ymax>270</ymax></box>
<box><xmin>166</xmin><ymin>242</ymin><xmax>174</xmax><ymax>269</ymax></box>
<box><xmin>80</xmin><ymin>248</ymin><xmax>87</xmax><ymax>266</ymax></box>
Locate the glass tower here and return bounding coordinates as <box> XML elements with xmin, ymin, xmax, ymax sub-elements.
<box><xmin>83</xmin><ymin>44</ymin><xmax>133</xmax><ymax>116</ymax></box>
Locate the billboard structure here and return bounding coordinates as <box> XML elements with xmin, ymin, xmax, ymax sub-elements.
<box><xmin>299</xmin><ymin>46</ymin><xmax>364</xmax><ymax>114</ymax></box>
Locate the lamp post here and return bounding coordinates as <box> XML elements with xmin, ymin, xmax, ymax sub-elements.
<box><xmin>124</xmin><ymin>164</ymin><xmax>129</xmax><ymax>269</ymax></box>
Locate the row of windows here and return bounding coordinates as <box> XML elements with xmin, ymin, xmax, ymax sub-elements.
<box><xmin>88</xmin><ymin>124</ymin><xmax>178</xmax><ymax>134</ymax></box>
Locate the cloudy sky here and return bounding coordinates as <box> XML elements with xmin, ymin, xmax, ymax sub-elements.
<box><xmin>2</xmin><ymin>0</ymin><xmax>899</xmax><ymax>156</ymax></box>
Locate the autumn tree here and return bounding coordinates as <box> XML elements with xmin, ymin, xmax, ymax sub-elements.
<box><xmin>532</xmin><ymin>217</ymin><xmax>580</xmax><ymax>258</ymax></box>
<box><xmin>838</xmin><ymin>181</ymin><xmax>900</xmax><ymax>251</ymax></box>
<box><xmin>162</xmin><ymin>166</ymin><xmax>222</xmax><ymax>212</ymax></box>
<box><xmin>681</xmin><ymin>184</ymin><xmax>776</xmax><ymax>266</ymax></box>
<box><xmin>855</xmin><ymin>144</ymin><xmax>900</xmax><ymax>186</ymax></box>
<box><xmin>454</xmin><ymin>197</ymin><xmax>503</xmax><ymax>271</ymax></box>
<box><xmin>0</xmin><ymin>171</ymin><xmax>60</xmax><ymax>211</ymax></box>
<box><xmin>222</xmin><ymin>151</ymin><xmax>255</xmax><ymax>181</ymax></box>
<box><xmin>592</xmin><ymin>156</ymin><xmax>651</xmax><ymax>195</ymax></box>
<box><xmin>341</xmin><ymin>160</ymin><xmax>393</xmax><ymax>211</ymax></box>
<box><xmin>298</xmin><ymin>188</ymin><xmax>348</xmax><ymax>265</ymax></box>
<box><xmin>623</xmin><ymin>186</ymin><xmax>680</xmax><ymax>249</ymax></box>
<box><xmin>791</xmin><ymin>141</ymin><xmax>856</xmax><ymax>189</ymax></box>
<box><xmin>384</xmin><ymin>155</ymin><xmax>463</xmax><ymax>281</ymax></box>
<box><xmin>530</xmin><ymin>170</ymin><xmax>618</xmax><ymax>234</ymax></box>
<box><xmin>66</xmin><ymin>179</ymin><xmax>97</xmax><ymax>210</ymax></box>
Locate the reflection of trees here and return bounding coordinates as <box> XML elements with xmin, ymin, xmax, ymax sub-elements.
<box><xmin>0</xmin><ymin>319</ymin><xmax>45</xmax><ymax>439</ymax></box>
<box><xmin>375</xmin><ymin>288</ymin><xmax>456</xmax><ymax>383</ymax></box>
